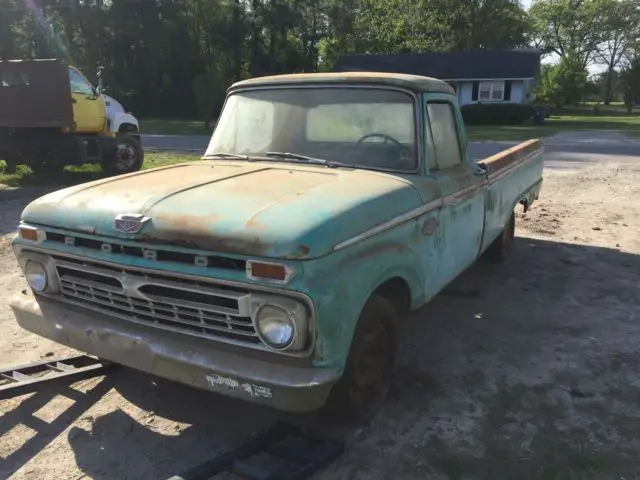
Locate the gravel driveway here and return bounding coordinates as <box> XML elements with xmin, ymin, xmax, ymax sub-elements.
<box><xmin>2</xmin><ymin>131</ymin><xmax>640</xmax><ymax>479</ymax></box>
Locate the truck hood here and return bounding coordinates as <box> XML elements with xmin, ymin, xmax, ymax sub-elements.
<box><xmin>21</xmin><ymin>161</ymin><xmax>423</xmax><ymax>260</ymax></box>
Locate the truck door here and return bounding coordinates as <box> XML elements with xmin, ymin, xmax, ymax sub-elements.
<box><xmin>424</xmin><ymin>99</ymin><xmax>487</xmax><ymax>287</ymax></box>
<box><xmin>68</xmin><ymin>67</ymin><xmax>106</xmax><ymax>133</ymax></box>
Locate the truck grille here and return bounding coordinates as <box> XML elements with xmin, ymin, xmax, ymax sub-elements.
<box><xmin>51</xmin><ymin>255</ymin><xmax>261</xmax><ymax>345</ymax></box>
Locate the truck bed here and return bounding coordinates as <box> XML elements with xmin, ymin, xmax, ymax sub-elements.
<box><xmin>477</xmin><ymin>138</ymin><xmax>544</xmax><ymax>251</ymax></box>
<box><xmin>0</xmin><ymin>59</ymin><xmax>74</xmax><ymax>128</ymax></box>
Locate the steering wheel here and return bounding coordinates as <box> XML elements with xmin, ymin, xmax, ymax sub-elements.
<box><xmin>356</xmin><ymin>133</ymin><xmax>403</xmax><ymax>149</ymax></box>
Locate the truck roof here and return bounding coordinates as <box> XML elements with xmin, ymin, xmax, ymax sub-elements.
<box><xmin>229</xmin><ymin>71</ymin><xmax>455</xmax><ymax>95</ymax></box>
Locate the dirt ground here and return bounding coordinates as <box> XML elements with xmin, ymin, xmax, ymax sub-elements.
<box><xmin>2</xmin><ymin>146</ymin><xmax>640</xmax><ymax>479</ymax></box>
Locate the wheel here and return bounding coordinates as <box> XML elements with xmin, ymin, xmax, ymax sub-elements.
<box><xmin>485</xmin><ymin>212</ymin><xmax>516</xmax><ymax>263</ymax></box>
<box><xmin>101</xmin><ymin>134</ymin><xmax>144</xmax><ymax>175</ymax></box>
<box><xmin>322</xmin><ymin>294</ymin><xmax>398</xmax><ymax>422</ymax></box>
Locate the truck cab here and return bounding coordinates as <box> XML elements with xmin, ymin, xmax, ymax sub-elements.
<box><xmin>9</xmin><ymin>72</ymin><xmax>543</xmax><ymax>419</ymax></box>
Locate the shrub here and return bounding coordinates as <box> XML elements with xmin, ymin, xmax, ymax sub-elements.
<box><xmin>461</xmin><ymin>103</ymin><xmax>535</xmax><ymax>125</ymax></box>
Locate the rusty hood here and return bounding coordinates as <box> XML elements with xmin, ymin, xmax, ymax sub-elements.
<box><xmin>20</xmin><ymin>161</ymin><xmax>423</xmax><ymax>259</ymax></box>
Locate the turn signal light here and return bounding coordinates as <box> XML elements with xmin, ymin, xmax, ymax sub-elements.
<box><xmin>18</xmin><ymin>225</ymin><xmax>43</xmax><ymax>242</ymax></box>
<box><xmin>247</xmin><ymin>261</ymin><xmax>291</xmax><ymax>282</ymax></box>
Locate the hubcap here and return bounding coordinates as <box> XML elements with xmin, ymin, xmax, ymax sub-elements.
<box><xmin>115</xmin><ymin>143</ymin><xmax>136</xmax><ymax>169</ymax></box>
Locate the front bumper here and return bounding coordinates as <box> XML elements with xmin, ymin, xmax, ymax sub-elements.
<box><xmin>9</xmin><ymin>290</ymin><xmax>339</xmax><ymax>412</ymax></box>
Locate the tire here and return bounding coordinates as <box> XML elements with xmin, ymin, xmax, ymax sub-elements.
<box><xmin>101</xmin><ymin>134</ymin><xmax>144</xmax><ymax>175</ymax></box>
<box><xmin>485</xmin><ymin>212</ymin><xmax>516</xmax><ymax>263</ymax></box>
<box><xmin>322</xmin><ymin>294</ymin><xmax>398</xmax><ymax>422</ymax></box>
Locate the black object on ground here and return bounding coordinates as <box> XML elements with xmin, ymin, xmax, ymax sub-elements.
<box><xmin>0</xmin><ymin>354</ymin><xmax>116</xmax><ymax>400</ymax></box>
<box><xmin>166</xmin><ymin>422</ymin><xmax>345</xmax><ymax>480</ymax></box>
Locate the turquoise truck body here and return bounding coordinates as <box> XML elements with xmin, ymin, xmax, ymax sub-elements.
<box><xmin>9</xmin><ymin>72</ymin><xmax>543</xmax><ymax>414</ymax></box>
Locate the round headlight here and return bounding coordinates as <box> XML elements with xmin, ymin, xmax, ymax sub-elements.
<box><xmin>25</xmin><ymin>260</ymin><xmax>48</xmax><ymax>292</ymax></box>
<box><xmin>255</xmin><ymin>304</ymin><xmax>295</xmax><ymax>349</ymax></box>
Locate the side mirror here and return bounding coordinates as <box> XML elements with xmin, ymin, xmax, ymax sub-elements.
<box><xmin>96</xmin><ymin>65</ymin><xmax>105</xmax><ymax>95</ymax></box>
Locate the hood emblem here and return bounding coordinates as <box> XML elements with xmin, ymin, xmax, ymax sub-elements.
<box><xmin>114</xmin><ymin>213</ymin><xmax>150</xmax><ymax>233</ymax></box>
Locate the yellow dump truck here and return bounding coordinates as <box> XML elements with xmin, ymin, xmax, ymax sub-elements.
<box><xmin>0</xmin><ymin>59</ymin><xmax>143</xmax><ymax>175</ymax></box>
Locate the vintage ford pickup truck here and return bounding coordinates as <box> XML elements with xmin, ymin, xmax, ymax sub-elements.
<box><xmin>9</xmin><ymin>72</ymin><xmax>543</xmax><ymax>417</ymax></box>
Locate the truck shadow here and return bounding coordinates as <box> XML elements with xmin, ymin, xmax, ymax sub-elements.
<box><xmin>0</xmin><ymin>377</ymin><xmax>115</xmax><ymax>479</ymax></box>
<box><xmin>3</xmin><ymin>236</ymin><xmax>640</xmax><ymax>479</ymax></box>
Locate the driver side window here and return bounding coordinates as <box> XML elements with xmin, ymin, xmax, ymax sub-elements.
<box><xmin>69</xmin><ymin>68</ymin><xmax>94</xmax><ymax>96</ymax></box>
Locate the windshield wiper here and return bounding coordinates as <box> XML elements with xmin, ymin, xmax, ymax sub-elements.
<box><xmin>265</xmin><ymin>152</ymin><xmax>347</xmax><ymax>168</ymax></box>
<box><xmin>203</xmin><ymin>152</ymin><xmax>250</xmax><ymax>160</ymax></box>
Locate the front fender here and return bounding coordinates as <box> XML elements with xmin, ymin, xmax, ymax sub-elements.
<box><xmin>110</xmin><ymin>112</ymin><xmax>139</xmax><ymax>133</ymax></box>
<box><xmin>303</xmin><ymin>221</ymin><xmax>425</xmax><ymax>370</ymax></box>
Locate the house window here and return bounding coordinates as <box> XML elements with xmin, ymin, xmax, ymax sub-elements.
<box><xmin>478</xmin><ymin>81</ymin><xmax>505</xmax><ymax>101</ymax></box>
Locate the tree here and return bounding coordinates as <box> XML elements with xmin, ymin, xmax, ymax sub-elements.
<box><xmin>534</xmin><ymin>56</ymin><xmax>588</xmax><ymax>109</ymax></box>
<box><xmin>595</xmin><ymin>0</ymin><xmax>640</xmax><ymax>104</ymax></box>
<box><xmin>529</xmin><ymin>0</ymin><xmax>609</xmax><ymax>68</ymax></box>
<box><xmin>620</xmin><ymin>41</ymin><xmax>640</xmax><ymax>112</ymax></box>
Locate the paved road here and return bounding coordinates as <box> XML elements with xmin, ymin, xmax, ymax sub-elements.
<box><xmin>142</xmin><ymin>130</ymin><xmax>640</xmax><ymax>170</ymax></box>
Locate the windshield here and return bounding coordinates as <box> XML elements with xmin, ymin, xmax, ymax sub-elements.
<box><xmin>205</xmin><ymin>87</ymin><xmax>417</xmax><ymax>171</ymax></box>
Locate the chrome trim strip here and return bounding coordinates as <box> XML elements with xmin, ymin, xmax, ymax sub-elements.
<box><xmin>333</xmin><ymin>197</ymin><xmax>442</xmax><ymax>251</ymax></box>
<box><xmin>333</xmin><ymin>147</ymin><xmax>544</xmax><ymax>252</ymax></box>
<box><xmin>16</xmin><ymin>246</ymin><xmax>316</xmax><ymax>359</ymax></box>
<box><xmin>442</xmin><ymin>181</ymin><xmax>487</xmax><ymax>206</ymax></box>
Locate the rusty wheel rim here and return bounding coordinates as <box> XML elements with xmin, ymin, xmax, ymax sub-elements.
<box><xmin>349</xmin><ymin>321</ymin><xmax>392</xmax><ymax>411</ymax></box>
<box><xmin>115</xmin><ymin>143</ymin><xmax>136</xmax><ymax>169</ymax></box>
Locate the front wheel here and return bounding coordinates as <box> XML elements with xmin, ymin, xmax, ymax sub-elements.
<box><xmin>322</xmin><ymin>295</ymin><xmax>398</xmax><ymax>422</ymax></box>
<box><xmin>101</xmin><ymin>134</ymin><xmax>144</xmax><ymax>175</ymax></box>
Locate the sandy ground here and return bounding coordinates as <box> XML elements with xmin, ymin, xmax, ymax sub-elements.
<box><xmin>2</xmin><ymin>138</ymin><xmax>640</xmax><ymax>479</ymax></box>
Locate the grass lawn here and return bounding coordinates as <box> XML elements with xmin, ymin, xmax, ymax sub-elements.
<box><xmin>140</xmin><ymin>118</ymin><xmax>213</xmax><ymax>136</ymax></box>
<box><xmin>467</xmin><ymin>113</ymin><xmax>640</xmax><ymax>142</ymax></box>
<box><xmin>0</xmin><ymin>152</ymin><xmax>200</xmax><ymax>189</ymax></box>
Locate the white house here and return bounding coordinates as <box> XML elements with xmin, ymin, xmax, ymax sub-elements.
<box><xmin>333</xmin><ymin>49</ymin><xmax>542</xmax><ymax>107</ymax></box>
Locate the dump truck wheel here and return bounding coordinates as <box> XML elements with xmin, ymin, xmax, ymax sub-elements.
<box><xmin>102</xmin><ymin>134</ymin><xmax>144</xmax><ymax>175</ymax></box>
<box><xmin>322</xmin><ymin>294</ymin><xmax>398</xmax><ymax>422</ymax></box>
<box><xmin>485</xmin><ymin>212</ymin><xmax>516</xmax><ymax>263</ymax></box>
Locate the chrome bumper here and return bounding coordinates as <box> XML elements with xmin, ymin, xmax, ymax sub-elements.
<box><xmin>9</xmin><ymin>290</ymin><xmax>339</xmax><ymax>412</ymax></box>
